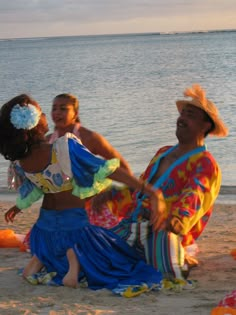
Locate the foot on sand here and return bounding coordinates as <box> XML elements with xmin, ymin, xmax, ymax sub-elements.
<box><xmin>62</xmin><ymin>272</ymin><xmax>79</xmax><ymax>288</ymax></box>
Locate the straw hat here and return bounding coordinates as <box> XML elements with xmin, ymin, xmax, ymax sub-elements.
<box><xmin>176</xmin><ymin>84</ymin><xmax>228</xmax><ymax>137</ymax></box>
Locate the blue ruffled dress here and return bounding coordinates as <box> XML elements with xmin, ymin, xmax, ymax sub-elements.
<box><xmin>30</xmin><ymin>207</ymin><xmax>162</xmax><ymax>289</ymax></box>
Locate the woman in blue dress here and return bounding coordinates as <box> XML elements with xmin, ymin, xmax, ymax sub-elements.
<box><xmin>0</xmin><ymin>94</ymin><xmax>165</xmax><ymax>291</ymax></box>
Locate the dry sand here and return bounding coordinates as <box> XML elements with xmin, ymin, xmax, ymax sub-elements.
<box><xmin>0</xmin><ymin>199</ymin><xmax>235</xmax><ymax>315</ymax></box>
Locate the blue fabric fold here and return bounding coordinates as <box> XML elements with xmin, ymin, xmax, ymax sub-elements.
<box><xmin>30</xmin><ymin>207</ymin><xmax>162</xmax><ymax>291</ymax></box>
<box><xmin>68</xmin><ymin>138</ymin><xmax>108</xmax><ymax>187</ymax></box>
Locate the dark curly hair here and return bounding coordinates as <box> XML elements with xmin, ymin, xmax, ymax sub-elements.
<box><xmin>0</xmin><ymin>94</ymin><xmax>48</xmax><ymax>161</ymax></box>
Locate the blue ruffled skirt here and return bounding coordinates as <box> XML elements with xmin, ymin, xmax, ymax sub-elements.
<box><xmin>30</xmin><ymin>207</ymin><xmax>162</xmax><ymax>290</ymax></box>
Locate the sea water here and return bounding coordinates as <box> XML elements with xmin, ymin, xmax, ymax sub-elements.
<box><xmin>0</xmin><ymin>31</ymin><xmax>235</xmax><ymax>190</ymax></box>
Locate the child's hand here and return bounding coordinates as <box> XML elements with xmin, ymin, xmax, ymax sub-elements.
<box><xmin>5</xmin><ymin>206</ymin><xmax>21</xmax><ymax>223</ymax></box>
<box><xmin>149</xmin><ymin>189</ymin><xmax>167</xmax><ymax>232</ymax></box>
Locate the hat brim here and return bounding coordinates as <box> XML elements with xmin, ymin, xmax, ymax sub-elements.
<box><xmin>176</xmin><ymin>100</ymin><xmax>228</xmax><ymax>137</ymax></box>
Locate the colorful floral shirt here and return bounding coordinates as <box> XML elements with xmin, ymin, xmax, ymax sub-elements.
<box><xmin>113</xmin><ymin>145</ymin><xmax>221</xmax><ymax>246</ymax></box>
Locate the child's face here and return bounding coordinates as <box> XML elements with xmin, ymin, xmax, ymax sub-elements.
<box><xmin>51</xmin><ymin>97</ymin><xmax>77</xmax><ymax>129</ymax></box>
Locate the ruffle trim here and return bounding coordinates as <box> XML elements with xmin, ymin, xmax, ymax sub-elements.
<box><xmin>72</xmin><ymin>158</ymin><xmax>120</xmax><ymax>199</ymax></box>
<box><xmin>16</xmin><ymin>186</ymin><xmax>43</xmax><ymax>210</ymax></box>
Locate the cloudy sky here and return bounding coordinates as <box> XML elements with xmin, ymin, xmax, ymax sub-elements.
<box><xmin>0</xmin><ymin>0</ymin><xmax>235</xmax><ymax>39</ymax></box>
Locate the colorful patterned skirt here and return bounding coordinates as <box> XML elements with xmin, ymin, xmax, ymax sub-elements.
<box><xmin>111</xmin><ymin>218</ymin><xmax>185</xmax><ymax>279</ymax></box>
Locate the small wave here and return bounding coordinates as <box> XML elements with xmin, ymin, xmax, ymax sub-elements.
<box><xmin>219</xmin><ymin>185</ymin><xmax>236</xmax><ymax>195</ymax></box>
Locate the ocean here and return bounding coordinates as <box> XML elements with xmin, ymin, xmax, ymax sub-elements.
<box><xmin>0</xmin><ymin>31</ymin><xmax>235</xmax><ymax>192</ymax></box>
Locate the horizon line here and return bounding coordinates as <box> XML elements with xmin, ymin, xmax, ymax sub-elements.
<box><xmin>0</xmin><ymin>28</ymin><xmax>236</xmax><ymax>41</ymax></box>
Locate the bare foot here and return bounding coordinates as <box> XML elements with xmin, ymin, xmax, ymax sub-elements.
<box><xmin>62</xmin><ymin>272</ymin><xmax>79</xmax><ymax>288</ymax></box>
<box><xmin>62</xmin><ymin>248</ymin><xmax>80</xmax><ymax>288</ymax></box>
<box><xmin>23</xmin><ymin>255</ymin><xmax>44</xmax><ymax>277</ymax></box>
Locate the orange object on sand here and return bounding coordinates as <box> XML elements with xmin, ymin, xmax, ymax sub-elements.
<box><xmin>211</xmin><ymin>306</ymin><xmax>236</xmax><ymax>315</ymax></box>
<box><xmin>230</xmin><ymin>249</ymin><xmax>236</xmax><ymax>259</ymax></box>
<box><xmin>0</xmin><ymin>229</ymin><xmax>24</xmax><ymax>249</ymax></box>
<box><xmin>211</xmin><ymin>290</ymin><xmax>236</xmax><ymax>315</ymax></box>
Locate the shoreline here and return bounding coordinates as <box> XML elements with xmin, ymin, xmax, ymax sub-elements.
<box><xmin>219</xmin><ymin>185</ymin><xmax>236</xmax><ymax>194</ymax></box>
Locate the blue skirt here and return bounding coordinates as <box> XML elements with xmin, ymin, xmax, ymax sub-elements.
<box><xmin>30</xmin><ymin>207</ymin><xmax>162</xmax><ymax>289</ymax></box>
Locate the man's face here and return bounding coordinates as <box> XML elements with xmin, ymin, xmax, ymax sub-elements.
<box><xmin>176</xmin><ymin>104</ymin><xmax>211</xmax><ymax>143</ymax></box>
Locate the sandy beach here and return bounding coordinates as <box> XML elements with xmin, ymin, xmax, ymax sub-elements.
<box><xmin>0</xmin><ymin>198</ymin><xmax>235</xmax><ymax>315</ymax></box>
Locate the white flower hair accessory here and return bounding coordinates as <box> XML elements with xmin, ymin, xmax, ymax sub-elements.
<box><xmin>10</xmin><ymin>104</ymin><xmax>41</xmax><ymax>130</ymax></box>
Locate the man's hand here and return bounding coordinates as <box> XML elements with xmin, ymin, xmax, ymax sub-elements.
<box><xmin>5</xmin><ymin>206</ymin><xmax>21</xmax><ymax>223</ymax></box>
<box><xmin>165</xmin><ymin>216</ymin><xmax>184</xmax><ymax>235</ymax></box>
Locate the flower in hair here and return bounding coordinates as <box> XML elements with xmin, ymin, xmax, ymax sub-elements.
<box><xmin>10</xmin><ymin>104</ymin><xmax>41</xmax><ymax>130</ymax></box>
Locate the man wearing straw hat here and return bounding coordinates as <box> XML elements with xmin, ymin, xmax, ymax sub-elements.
<box><xmin>95</xmin><ymin>84</ymin><xmax>228</xmax><ymax>280</ymax></box>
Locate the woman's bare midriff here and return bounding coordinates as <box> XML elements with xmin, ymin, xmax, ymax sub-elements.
<box><xmin>42</xmin><ymin>190</ymin><xmax>86</xmax><ymax>210</ymax></box>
